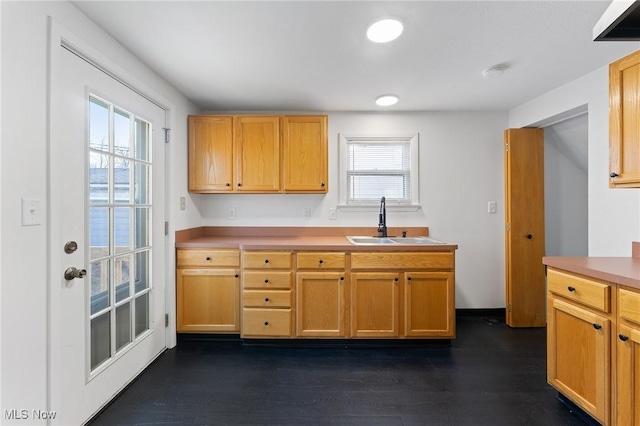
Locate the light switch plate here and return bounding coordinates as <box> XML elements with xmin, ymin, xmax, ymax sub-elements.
<box><xmin>22</xmin><ymin>198</ymin><xmax>41</xmax><ymax>226</ymax></box>
<box><xmin>488</xmin><ymin>201</ymin><xmax>497</xmax><ymax>214</ymax></box>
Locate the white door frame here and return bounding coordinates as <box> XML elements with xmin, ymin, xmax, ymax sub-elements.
<box><xmin>47</xmin><ymin>17</ymin><xmax>177</xmax><ymax>420</ymax></box>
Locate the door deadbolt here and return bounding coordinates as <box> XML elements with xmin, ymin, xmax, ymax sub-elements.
<box><xmin>64</xmin><ymin>267</ymin><xmax>87</xmax><ymax>280</ymax></box>
<box><xmin>64</xmin><ymin>241</ymin><xmax>78</xmax><ymax>254</ymax></box>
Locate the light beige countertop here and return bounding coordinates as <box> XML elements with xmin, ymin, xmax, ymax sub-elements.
<box><xmin>543</xmin><ymin>242</ymin><xmax>640</xmax><ymax>290</ymax></box>
<box><xmin>175</xmin><ymin>226</ymin><xmax>458</xmax><ymax>252</ymax></box>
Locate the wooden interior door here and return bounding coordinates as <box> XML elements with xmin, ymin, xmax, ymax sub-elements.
<box><xmin>504</xmin><ymin>128</ymin><xmax>546</xmax><ymax>327</ymax></box>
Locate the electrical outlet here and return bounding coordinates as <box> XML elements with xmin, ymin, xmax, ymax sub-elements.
<box><xmin>488</xmin><ymin>201</ymin><xmax>497</xmax><ymax>214</ymax></box>
<box><xmin>329</xmin><ymin>208</ymin><xmax>337</xmax><ymax>220</ymax></box>
<box><xmin>228</xmin><ymin>207</ymin><xmax>236</xmax><ymax>220</ymax></box>
<box><xmin>303</xmin><ymin>208</ymin><xmax>311</xmax><ymax>220</ymax></box>
<box><xmin>179</xmin><ymin>196</ymin><xmax>186</xmax><ymax>211</ymax></box>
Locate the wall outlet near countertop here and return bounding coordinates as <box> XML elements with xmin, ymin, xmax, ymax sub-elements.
<box><xmin>329</xmin><ymin>208</ymin><xmax>337</xmax><ymax>220</ymax></box>
<box><xmin>303</xmin><ymin>207</ymin><xmax>311</xmax><ymax>220</ymax></box>
<box><xmin>228</xmin><ymin>207</ymin><xmax>236</xmax><ymax>220</ymax></box>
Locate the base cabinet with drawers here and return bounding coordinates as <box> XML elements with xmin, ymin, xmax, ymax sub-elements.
<box><xmin>176</xmin><ymin>249</ymin><xmax>241</xmax><ymax>333</ymax></box>
<box><xmin>177</xmin><ymin>247</ymin><xmax>456</xmax><ymax>340</ymax></box>
<box><xmin>241</xmin><ymin>251</ymin><xmax>294</xmax><ymax>338</ymax></box>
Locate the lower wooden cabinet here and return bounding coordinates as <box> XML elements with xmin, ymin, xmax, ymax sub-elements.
<box><xmin>296</xmin><ymin>272</ymin><xmax>346</xmax><ymax>337</ymax></box>
<box><xmin>404</xmin><ymin>272</ymin><xmax>455</xmax><ymax>337</ymax></box>
<box><xmin>617</xmin><ymin>323</ymin><xmax>640</xmax><ymax>425</ymax></box>
<box><xmin>547</xmin><ymin>297</ymin><xmax>611</xmax><ymax>424</ymax></box>
<box><xmin>351</xmin><ymin>272</ymin><xmax>400</xmax><ymax>337</ymax></box>
<box><xmin>176</xmin><ymin>252</ymin><xmax>241</xmax><ymax>333</ymax></box>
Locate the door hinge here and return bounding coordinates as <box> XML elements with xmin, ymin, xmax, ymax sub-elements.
<box><xmin>505</xmin><ymin>223</ymin><xmax>511</xmax><ymax>231</ymax></box>
<box><xmin>505</xmin><ymin>143</ymin><xmax>509</xmax><ymax>151</ymax></box>
<box><xmin>165</xmin><ymin>313</ymin><xmax>169</xmax><ymax>327</ymax></box>
<box><xmin>507</xmin><ymin>304</ymin><xmax>512</xmax><ymax>312</ymax></box>
<box><xmin>163</xmin><ymin>128</ymin><xmax>170</xmax><ymax>144</ymax></box>
<box><xmin>165</xmin><ymin>221</ymin><xmax>169</xmax><ymax>235</ymax></box>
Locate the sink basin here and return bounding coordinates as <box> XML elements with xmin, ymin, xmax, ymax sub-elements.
<box><xmin>390</xmin><ymin>237</ymin><xmax>447</xmax><ymax>245</ymax></box>
<box><xmin>346</xmin><ymin>236</ymin><xmax>396</xmax><ymax>245</ymax></box>
<box><xmin>346</xmin><ymin>236</ymin><xmax>447</xmax><ymax>245</ymax></box>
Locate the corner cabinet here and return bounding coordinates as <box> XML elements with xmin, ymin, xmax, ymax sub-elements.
<box><xmin>188</xmin><ymin>114</ymin><xmax>328</xmax><ymax>194</ymax></box>
<box><xmin>176</xmin><ymin>249</ymin><xmax>241</xmax><ymax>333</ymax></box>
<box><xmin>609</xmin><ymin>49</ymin><xmax>640</xmax><ymax>188</ymax></box>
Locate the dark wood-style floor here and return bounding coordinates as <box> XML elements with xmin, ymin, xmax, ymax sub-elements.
<box><xmin>89</xmin><ymin>314</ymin><xmax>590</xmax><ymax>426</ymax></box>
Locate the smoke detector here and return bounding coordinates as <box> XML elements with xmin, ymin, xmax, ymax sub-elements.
<box><xmin>482</xmin><ymin>64</ymin><xmax>508</xmax><ymax>79</ymax></box>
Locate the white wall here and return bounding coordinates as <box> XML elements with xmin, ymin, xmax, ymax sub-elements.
<box><xmin>509</xmin><ymin>64</ymin><xmax>640</xmax><ymax>255</ymax></box>
<box><xmin>544</xmin><ymin>114</ymin><xmax>589</xmax><ymax>256</ymax></box>
<box><xmin>0</xmin><ymin>1</ymin><xmax>198</xmax><ymax>420</ymax></box>
<box><xmin>200</xmin><ymin>111</ymin><xmax>509</xmax><ymax>309</ymax></box>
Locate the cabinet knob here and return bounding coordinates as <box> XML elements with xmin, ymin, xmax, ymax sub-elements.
<box><xmin>407</xmin><ymin>276</ymin><xmax>412</xmax><ymax>281</ymax></box>
<box><xmin>321</xmin><ymin>183</ymin><xmax>325</xmax><ymax>187</ymax></box>
<box><xmin>610</xmin><ymin>172</ymin><xmax>619</xmax><ymax>178</ymax></box>
<box><xmin>394</xmin><ymin>277</ymin><xmax>399</xmax><ymax>282</ymax></box>
<box><xmin>526</xmin><ymin>234</ymin><xmax>533</xmax><ymax>240</ymax></box>
<box><xmin>205</xmin><ymin>256</ymin><xmax>211</xmax><ymax>261</ymax></box>
<box><xmin>340</xmin><ymin>276</ymin><xmax>344</xmax><ymax>281</ymax></box>
<box><xmin>238</xmin><ymin>183</ymin><xmax>242</xmax><ymax>187</ymax></box>
<box><xmin>265</xmin><ymin>298</ymin><xmax>270</xmax><ymax>302</ymax></box>
<box><xmin>619</xmin><ymin>334</ymin><xmax>629</xmax><ymax>341</ymax></box>
<box><xmin>318</xmin><ymin>259</ymin><xmax>323</xmax><ymax>264</ymax></box>
<box><xmin>567</xmin><ymin>286</ymin><xmax>576</xmax><ymax>292</ymax></box>
<box><xmin>226</xmin><ymin>183</ymin><xmax>230</xmax><ymax>187</ymax></box>
<box><xmin>235</xmin><ymin>274</ymin><xmax>239</xmax><ymax>278</ymax></box>
<box><xmin>264</xmin><ymin>321</ymin><xmax>269</xmax><ymax>326</ymax></box>
<box><xmin>264</xmin><ymin>259</ymin><xmax>269</xmax><ymax>264</ymax></box>
<box><xmin>593</xmin><ymin>323</ymin><xmax>602</xmax><ymax>330</ymax></box>
<box><xmin>264</xmin><ymin>279</ymin><xmax>269</xmax><ymax>284</ymax></box>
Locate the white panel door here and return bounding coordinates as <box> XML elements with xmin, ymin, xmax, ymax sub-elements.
<box><xmin>49</xmin><ymin>43</ymin><xmax>166</xmax><ymax>424</ymax></box>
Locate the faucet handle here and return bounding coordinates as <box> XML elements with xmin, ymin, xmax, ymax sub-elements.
<box><xmin>402</xmin><ymin>230</ymin><xmax>407</xmax><ymax>238</ymax></box>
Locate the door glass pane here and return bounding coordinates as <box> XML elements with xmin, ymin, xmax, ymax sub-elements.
<box><xmin>134</xmin><ymin>118</ymin><xmax>149</xmax><ymax>161</ymax></box>
<box><xmin>89</xmin><ymin>98</ymin><xmax>110</xmax><ymax>153</ymax></box>
<box><xmin>90</xmin><ymin>259</ymin><xmax>110</xmax><ymax>315</ymax></box>
<box><xmin>115</xmin><ymin>303</ymin><xmax>132</xmax><ymax>352</ymax></box>
<box><xmin>89</xmin><ymin>153</ymin><xmax>110</xmax><ymax>203</ymax></box>
<box><xmin>89</xmin><ymin>207</ymin><xmax>110</xmax><ymax>260</ymax></box>
<box><xmin>114</xmin><ymin>207</ymin><xmax>130</xmax><ymax>254</ymax></box>
<box><xmin>114</xmin><ymin>164</ymin><xmax>131</xmax><ymax>204</ymax></box>
<box><xmin>135</xmin><ymin>293</ymin><xmax>149</xmax><ymax>337</ymax></box>
<box><xmin>135</xmin><ymin>207</ymin><xmax>148</xmax><ymax>249</ymax></box>
<box><xmin>135</xmin><ymin>251</ymin><xmax>149</xmax><ymax>294</ymax></box>
<box><xmin>114</xmin><ymin>108</ymin><xmax>131</xmax><ymax>157</ymax></box>
<box><xmin>115</xmin><ymin>255</ymin><xmax>131</xmax><ymax>303</ymax></box>
<box><xmin>134</xmin><ymin>163</ymin><xmax>149</xmax><ymax>204</ymax></box>
<box><xmin>90</xmin><ymin>312</ymin><xmax>111</xmax><ymax>370</ymax></box>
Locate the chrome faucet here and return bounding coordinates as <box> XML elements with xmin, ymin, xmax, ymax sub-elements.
<box><xmin>377</xmin><ymin>196</ymin><xmax>388</xmax><ymax>237</ymax></box>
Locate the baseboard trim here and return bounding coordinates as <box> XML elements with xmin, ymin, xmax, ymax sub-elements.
<box><xmin>456</xmin><ymin>308</ymin><xmax>505</xmax><ymax>320</ymax></box>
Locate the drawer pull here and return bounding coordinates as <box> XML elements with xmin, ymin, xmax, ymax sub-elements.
<box><xmin>264</xmin><ymin>321</ymin><xmax>269</xmax><ymax>326</ymax></box>
<box><xmin>205</xmin><ymin>256</ymin><xmax>211</xmax><ymax>261</ymax></box>
<box><xmin>340</xmin><ymin>276</ymin><xmax>344</xmax><ymax>281</ymax></box>
<box><xmin>318</xmin><ymin>259</ymin><xmax>324</xmax><ymax>264</ymax></box>
<box><xmin>593</xmin><ymin>323</ymin><xmax>602</xmax><ymax>330</ymax></box>
<box><xmin>264</xmin><ymin>259</ymin><xmax>269</xmax><ymax>264</ymax></box>
<box><xmin>264</xmin><ymin>298</ymin><xmax>270</xmax><ymax>302</ymax></box>
<box><xmin>264</xmin><ymin>279</ymin><xmax>269</xmax><ymax>284</ymax></box>
<box><xmin>394</xmin><ymin>277</ymin><xmax>399</xmax><ymax>282</ymax></box>
<box><xmin>235</xmin><ymin>274</ymin><xmax>239</xmax><ymax>278</ymax></box>
<box><xmin>407</xmin><ymin>276</ymin><xmax>412</xmax><ymax>281</ymax></box>
<box><xmin>620</xmin><ymin>334</ymin><xmax>629</xmax><ymax>342</ymax></box>
<box><xmin>610</xmin><ymin>172</ymin><xmax>619</xmax><ymax>178</ymax></box>
<box><xmin>567</xmin><ymin>286</ymin><xmax>576</xmax><ymax>292</ymax></box>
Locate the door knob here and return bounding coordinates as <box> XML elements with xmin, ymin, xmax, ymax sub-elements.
<box><xmin>64</xmin><ymin>267</ymin><xmax>87</xmax><ymax>280</ymax></box>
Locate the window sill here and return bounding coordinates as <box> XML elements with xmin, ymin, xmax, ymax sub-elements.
<box><xmin>337</xmin><ymin>204</ymin><xmax>422</xmax><ymax>212</ymax></box>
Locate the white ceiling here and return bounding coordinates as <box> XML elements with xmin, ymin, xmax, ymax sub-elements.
<box><xmin>72</xmin><ymin>1</ymin><xmax>639</xmax><ymax>113</ymax></box>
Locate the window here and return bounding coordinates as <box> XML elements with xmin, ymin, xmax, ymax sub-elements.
<box><xmin>339</xmin><ymin>134</ymin><xmax>419</xmax><ymax>206</ymax></box>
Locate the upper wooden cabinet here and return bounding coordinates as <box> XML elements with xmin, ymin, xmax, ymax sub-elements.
<box><xmin>609</xmin><ymin>50</ymin><xmax>640</xmax><ymax>188</ymax></box>
<box><xmin>188</xmin><ymin>114</ymin><xmax>328</xmax><ymax>193</ymax></box>
<box><xmin>282</xmin><ymin>115</ymin><xmax>328</xmax><ymax>192</ymax></box>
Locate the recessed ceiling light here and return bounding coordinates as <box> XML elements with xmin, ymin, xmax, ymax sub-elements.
<box><xmin>375</xmin><ymin>95</ymin><xmax>399</xmax><ymax>106</ymax></box>
<box><xmin>367</xmin><ymin>19</ymin><xmax>404</xmax><ymax>43</ymax></box>
<box><xmin>482</xmin><ymin>64</ymin><xmax>508</xmax><ymax>79</ymax></box>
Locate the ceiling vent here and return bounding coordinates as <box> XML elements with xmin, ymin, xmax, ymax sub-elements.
<box><xmin>593</xmin><ymin>0</ymin><xmax>640</xmax><ymax>41</ymax></box>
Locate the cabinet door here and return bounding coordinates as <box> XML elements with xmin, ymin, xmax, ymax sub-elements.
<box><xmin>282</xmin><ymin>115</ymin><xmax>328</xmax><ymax>192</ymax></box>
<box><xmin>547</xmin><ymin>297</ymin><xmax>610</xmax><ymax>425</ymax></box>
<box><xmin>404</xmin><ymin>272</ymin><xmax>454</xmax><ymax>337</ymax></box>
<box><xmin>188</xmin><ymin>116</ymin><xmax>234</xmax><ymax>192</ymax></box>
<box><xmin>296</xmin><ymin>272</ymin><xmax>346</xmax><ymax>337</ymax></box>
<box><xmin>610</xmin><ymin>50</ymin><xmax>640</xmax><ymax>188</ymax></box>
<box><xmin>617</xmin><ymin>324</ymin><xmax>640</xmax><ymax>425</ymax></box>
<box><xmin>234</xmin><ymin>116</ymin><xmax>280</xmax><ymax>191</ymax></box>
<box><xmin>350</xmin><ymin>272</ymin><xmax>400</xmax><ymax>337</ymax></box>
<box><xmin>176</xmin><ymin>268</ymin><xmax>240</xmax><ymax>332</ymax></box>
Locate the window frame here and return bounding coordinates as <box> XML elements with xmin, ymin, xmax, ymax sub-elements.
<box><xmin>338</xmin><ymin>133</ymin><xmax>420</xmax><ymax>209</ymax></box>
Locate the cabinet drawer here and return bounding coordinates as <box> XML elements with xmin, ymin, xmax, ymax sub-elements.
<box><xmin>243</xmin><ymin>290</ymin><xmax>292</xmax><ymax>308</ymax></box>
<box><xmin>243</xmin><ymin>271</ymin><xmax>292</xmax><ymax>289</ymax></box>
<box><xmin>619</xmin><ymin>288</ymin><xmax>640</xmax><ymax>325</ymax></box>
<box><xmin>547</xmin><ymin>268</ymin><xmax>611</xmax><ymax>313</ymax></box>
<box><xmin>177</xmin><ymin>249</ymin><xmax>240</xmax><ymax>268</ymax></box>
<box><xmin>243</xmin><ymin>251</ymin><xmax>292</xmax><ymax>269</ymax></box>
<box><xmin>351</xmin><ymin>252</ymin><xmax>454</xmax><ymax>270</ymax></box>
<box><xmin>242</xmin><ymin>308</ymin><xmax>293</xmax><ymax>337</ymax></box>
<box><xmin>296</xmin><ymin>252</ymin><xmax>346</xmax><ymax>269</ymax></box>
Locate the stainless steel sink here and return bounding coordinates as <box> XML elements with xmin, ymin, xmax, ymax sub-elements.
<box><xmin>346</xmin><ymin>236</ymin><xmax>447</xmax><ymax>245</ymax></box>
<box><xmin>346</xmin><ymin>236</ymin><xmax>396</xmax><ymax>245</ymax></box>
